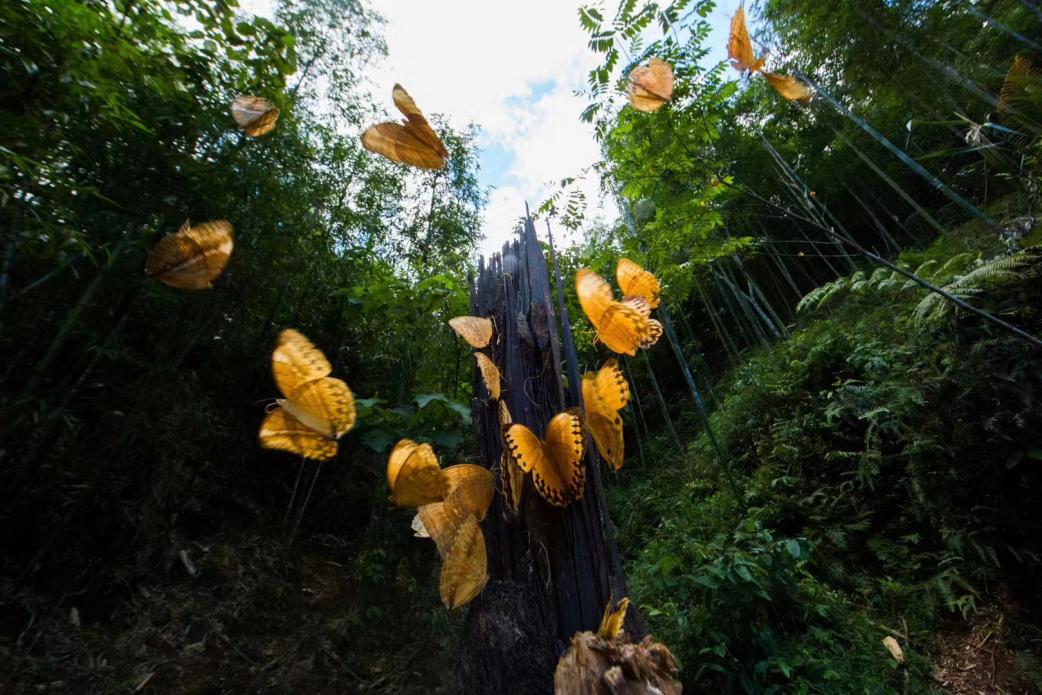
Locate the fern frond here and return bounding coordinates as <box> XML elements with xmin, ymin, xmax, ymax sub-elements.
<box><xmin>913</xmin><ymin>252</ymin><xmax>1038</xmax><ymax>327</ymax></box>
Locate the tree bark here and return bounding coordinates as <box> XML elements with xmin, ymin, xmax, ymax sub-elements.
<box><xmin>451</xmin><ymin>216</ymin><xmax>641</xmax><ymax>694</ymax></box>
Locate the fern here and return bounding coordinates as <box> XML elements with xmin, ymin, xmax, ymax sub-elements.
<box><xmin>913</xmin><ymin>252</ymin><xmax>1038</xmax><ymax>326</ymax></box>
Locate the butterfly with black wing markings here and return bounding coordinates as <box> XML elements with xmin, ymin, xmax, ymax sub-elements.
<box><xmin>503</xmin><ymin>411</ymin><xmax>585</xmax><ymax>507</ymax></box>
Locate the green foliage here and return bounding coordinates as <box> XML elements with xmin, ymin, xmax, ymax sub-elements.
<box><xmin>0</xmin><ymin>0</ymin><xmax>483</xmax><ymax>689</ymax></box>
<box><xmin>610</xmin><ymin>224</ymin><xmax>1042</xmax><ymax>691</ymax></box>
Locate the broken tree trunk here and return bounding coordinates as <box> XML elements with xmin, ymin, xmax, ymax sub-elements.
<box><xmin>451</xmin><ymin>215</ymin><xmax>643</xmax><ymax>694</ymax></box>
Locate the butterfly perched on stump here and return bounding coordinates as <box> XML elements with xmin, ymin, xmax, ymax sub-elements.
<box><xmin>598</xmin><ymin>597</ymin><xmax>631</xmax><ymax>640</ymax></box>
<box><xmin>582</xmin><ymin>359</ymin><xmax>631</xmax><ymax>471</ymax></box>
<box><xmin>231</xmin><ymin>96</ymin><xmax>280</xmax><ymax>137</ymax></box>
<box><xmin>259</xmin><ymin>329</ymin><xmax>356</xmax><ymax>460</ymax></box>
<box><xmin>387</xmin><ymin>439</ymin><xmax>494</xmax><ymax>511</ymax></box>
<box><xmin>576</xmin><ymin>268</ymin><xmax>662</xmax><ymax>356</ymax></box>
<box><xmin>448</xmin><ymin>316</ymin><xmax>493</xmax><ymax>348</ymax></box>
<box><xmin>555</xmin><ymin>599</ymin><xmax>681</xmax><ymax>695</ymax></box>
<box><xmin>627</xmin><ymin>58</ymin><xmax>675</xmax><ymax>113</ymax></box>
<box><xmin>474</xmin><ymin>352</ymin><xmax>502</xmax><ymax>400</ymax></box>
<box><xmin>146</xmin><ymin>220</ymin><xmax>234</xmax><ymax>290</ymax></box>
<box><xmin>362</xmin><ymin>84</ymin><xmax>448</xmax><ymax>170</ymax></box>
<box><xmin>503</xmin><ymin>411</ymin><xmax>585</xmax><ymax>507</ymax></box>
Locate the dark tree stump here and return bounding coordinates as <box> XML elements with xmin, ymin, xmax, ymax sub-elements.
<box><xmin>452</xmin><ymin>216</ymin><xmax>643</xmax><ymax>694</ymax></box>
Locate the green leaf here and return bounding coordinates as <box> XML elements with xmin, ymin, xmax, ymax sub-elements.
<box><xmin>360</xmin><ymin>428</ymin><xmax>394</xmax><ymax>454</ymax></box>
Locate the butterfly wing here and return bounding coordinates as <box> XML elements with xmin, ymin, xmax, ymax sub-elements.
<box><xmin>259</xmin><ymin>407</ymin><xmax>338</xmax><ymax>460</ymax></box>
<box><xmin>361</xmin><ymin>85</ymin><xmax>447</xmax><ymax>170</ymax></box>
<box><xmin>616</xmin><ymin>258</ymin><xmax>661</xmax><ymax>309</ymax></box>
<box><xmin>361</xmin><ymin>122</ymin><xmax>446</xmax><ymax>170</ymax></box>
<box><xmin>390</xmin><ymin>442</ymin><xmax>447</xmax><ymax>507</ymax></box>
<box><xmin>577</xmin><ymin>268</ymin><xmax>635</xmax><ymax>356</ymax></box>
<box><xmin>439</xmin><ymin>514</ymin><xmax>487</xmax><ymax>608</ymax></box>
<box><xmin>500</xmin><ymin>450</ymin><xmax>525</xmax><ymax>516</ymax></box>
<box><xmin>727</xmin><ymin>6</ymin><xmax>765</xmax><ymax>74</ymax></box>
<box><xmin>582</xmin><ymin>369</ymin><xmax>626</xmax><ymax>471</ymax></box>
<box><xmin>448</xmin><ymin>316</ymin><xmax>493</xmax><ymax>348</ymax></box>
<box><xmin>387</xmin><ymin>438</ymin><xmax>418</xmax><ymax>489</ymax></box>
<box><xmin>504</xmin><ymin>414</ymin><xmax>584</xmax><ymax>507</ymax></box>
<box><xmin>231</xmin><ymin>96</ymin><xmax>280</xmax><ymax>136</ymax></box>
<box><xmin>762</xmin><ymin>72</ymin><xmax>813</xmax><ymax>102</ymax></box>
<box><xmin>628</xmin><ymin>58</ymin><xmax>674</xmax><ymax>112</ymax></box>
<box><xmin>593</xmin><ymin>358</ymin><xmax>630</xmax><ymax>411</ymax></box>
<box><xmin>415</xmin><ymin>501</ymin><xmax>462</xmax><ymax>556</ymax></box>
<box><xmin>443</xmin><ymin>464</ymin><xmax>494</xmax><ymax>520</ymax></box>
<box><xmin>474</xmin><ymin>352</ymin><xmax>502</xmax><ymax>400</ymax></box>
<box><xmin>271</xmin><ymin>329</ymin><xmax>332</xmax><ymax>397</ymax></box>
<box><xmin>281</xmin><ymin>376</ymin><xmax>356</xmax><ymax>439</ymax></box>
<box><xmin>392</xmin><ymin>84</ymin><xmax>449</xmax><ymax>160</ymax></box>
<box><xmin>146</xmin><ymin>221</ymin><xmax>233</xmax><ymax>290</ymax></box>
<box><xmin>498</xmin><ymin>400</ymin><xmax>512</xmax><ymax>428</ymax></box>
<box><xmin>598</xmin><ymin>597</ymin><xmax>631</xmax><ymax>640</ymax></box>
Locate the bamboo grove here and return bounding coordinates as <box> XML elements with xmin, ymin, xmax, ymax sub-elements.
<box><xmin>4</xmin><ymin>0</ymin><xmax>1042</xmax><ymax>692</ymax></box>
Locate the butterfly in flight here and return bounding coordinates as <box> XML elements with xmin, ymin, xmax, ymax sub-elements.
<box><xmin>727</xmin><ymin>5</ymin><xmax>812</xmax><ymax>102</ymax></box>
<box><xmin>387</xmin><ymin>439</ymin><xmax>494</xmax><ymax>510</ymax></box>
<box><xmin>231</xmin><ymin>96</ymin><xmax>280</xmax><ymax>137</ymax></box>
<box><xmin>627</xmin><ymin>58</ymin><xmax>675</xmax><ymax>113</ymax></box>
<box><xmin>258</xmin><ymin>329</ymin><xmax>356</xmax><ymax>460</ymax></box>
<box><xmin>582</xmin><ymin>359</ymin><xmax>631</xmax><ymax>471</ymax></box>
<box><xmin>576</xmin><ymin>268</ymin><xmax>662</xmax><ymax>356</ymax></box>
<box><xmin>411</xmin><ymin>466</ymin><xmax>493</xmax><ymax>608</ymax></box>
<box><xmin>146</xmin><ymin>220</ymin><xmax>234</xmax><ymax>290</ymax></box>
<box><xmin>361</xmin><ymin>84</ymin><xmax>448</xmax><ymax>170</ymax></box>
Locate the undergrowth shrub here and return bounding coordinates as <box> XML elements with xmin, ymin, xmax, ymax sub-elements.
<box><xmin>610</xmin><ymin>225</ymin><xmax>1042</xmax><ymax>692</ymax></box>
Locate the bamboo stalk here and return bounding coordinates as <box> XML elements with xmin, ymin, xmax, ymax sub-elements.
<box><xmin>641</xmin><ymin>352</ymin><xmax>684</xmax><ymax>453</ymax></box>
<box><xmin>799</xmin><ymin>74</ymin><xmax>996</xmax><ymax>229</ymax></box>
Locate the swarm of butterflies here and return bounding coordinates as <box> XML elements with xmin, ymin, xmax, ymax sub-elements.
<box><xmin>142</xmin><ymin>6</ymin><xmax>792</xmax><ymax>609</ymax></box>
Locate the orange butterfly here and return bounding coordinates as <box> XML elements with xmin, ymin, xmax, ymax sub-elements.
<box><xmin>259</xmin><ymin>329</ymin><xmax>356</xmax><ymax>460</ymax></box>
<box><xmin>387</xmin><ymin>439</ymin><xmax>447</xmax><ymax>507</ymax></box>
<box><xmin>727</xmin><ymin>6</ymin><xmax>812</xmax><ymax>102</ymax></box>
<box><xmin>388</xmin><ymin>440</ymin><xmax>495</xmax><ymax>511</ymax></box>
<box><xmin>231</xmin><ymin>96</ymin><xmax>280</xmax><ymax>137</ymax></box>
<box><xmin>576</xmin><ymin>268</ymin><xmax>662</xmax><ymax>356</ymax></box>
<box><xmin>628</xmin><ymin>58</ymin><xmax>675</xmax><ymax>113</ymax></box>
<box><xmin>361</xmin><ymin>84</ymin><xmax>448</xmax><ymax>170</ymax></box>
<box><xmin>616</xmin><ymin>258</ymin><xmax>661</xmax><ymax>310</ymax></box>
<box><xmin>503</xmin><ymin>412</ymin><xmax>585</xmax><ymax>507</ymax></box>
<box><xmin>582</xmin><ymin>359</ymin><xmax>630</xmax><ymax>471</ymax></box>
<box><xmin>598</xmin><ymin>597</ymin><xmax>631</xmax><ymax>640</ymax></box>
<box><xmin>413</xmin><ymin>486</ymin><xmax>490</xmax><ymax>608</ymax></box>
<box><xmin>727</xmin><ymin>6</ymin><xmax>766</xmax><ymax>75</ymax></box>
<box><xmin>448</xmin><ymin>316</ymin><xmax>493</xmax><ymax>348</ymax></box>
<box><xmin>146</xmin><ymin>220</ymin><xmax>233</xmax><ymax>290</ymax></box>
<box><xmin>497</xmin><ymin>404</ymin><xmax>525</xmax><ymax>516</ymax></box>
<box><xmin>474</xmin><ymin>352</ymin><xmax>502</xmax><ymax>400</ymax></box>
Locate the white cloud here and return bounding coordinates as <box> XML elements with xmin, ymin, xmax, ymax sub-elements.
<box><xmin>369</xmin><ymin>0</ymin><xmax>611</xmax><ymax>256</ymax></box>
<box><xmin>241</xmin><ymin>0</ymin><xmax>744</xmax><ymax>258</ymax></box>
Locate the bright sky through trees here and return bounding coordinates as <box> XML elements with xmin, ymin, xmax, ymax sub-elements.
<box><xmin>244</xmin><ymin>0</ymin><xmax>739</xmax><ymax>254</ymax></box>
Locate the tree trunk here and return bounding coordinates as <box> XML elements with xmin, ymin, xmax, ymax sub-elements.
<box><xmin>451</xmin><ymin>216</ymin><xmax>642</xmax><ymax>694</ymax></box>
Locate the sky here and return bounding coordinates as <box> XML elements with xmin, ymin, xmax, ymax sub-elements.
<box><xmin>243</xmin><ymin>0</ymin><xmax>744</xmax><ymax>257</ymax></box>
<box><xmin>367</xmin><ymin>0</ymin><xmax>743</xmax><ymax>257</ymax></box>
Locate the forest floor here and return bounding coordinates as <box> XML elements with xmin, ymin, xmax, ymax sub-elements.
<box><xmin>3</xmin><ymin>529</ymin><xmax>453</xmax><ymax>693</ymax></box>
